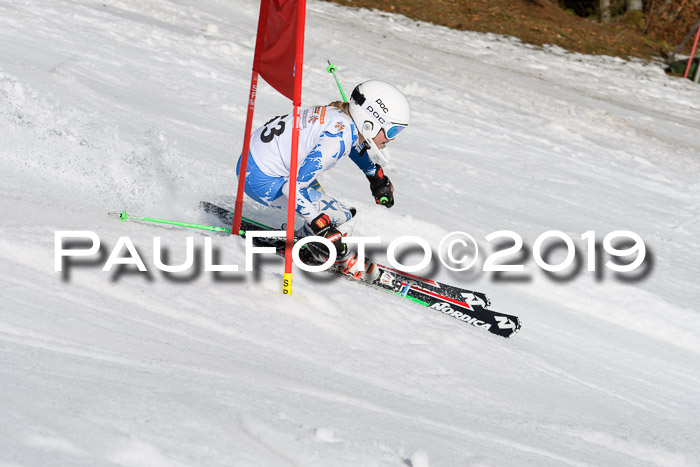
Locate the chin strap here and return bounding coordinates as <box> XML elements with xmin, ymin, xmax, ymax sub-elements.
<box><xmin>361</xmin><ymin>122</ymin><xmax>392</xmax><ymax>167</ymax></box>
<box><xmin>366</xmin><ymin>137</ymin><xmax>391</xmax><ymax>167</ymax></box>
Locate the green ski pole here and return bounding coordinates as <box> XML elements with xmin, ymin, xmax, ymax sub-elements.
<box><xmin>108</xmin><ymin>210</ymin><xmax>243</xmax><ymax>235</ymax></box>
<box><xmin>326</xmin><ymin>60</ymin><xmax>347</xmax><ymax>102</ymax></box>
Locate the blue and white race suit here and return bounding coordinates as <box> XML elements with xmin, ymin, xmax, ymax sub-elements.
<box><xmin>236</xmin><ymin>105</ymin><xmax>376</xmax><ymax>227</ymax></box>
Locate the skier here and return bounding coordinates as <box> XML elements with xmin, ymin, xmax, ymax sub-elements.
<box><xmin>236</xmin><ymin>79</ymin><xmax>410</xmax><ymax>276</ymax></box>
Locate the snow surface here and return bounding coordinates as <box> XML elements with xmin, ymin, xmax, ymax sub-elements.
<box><xmin>2</xmin><ymin>0</ymin><xmax>700</xmax><ymax>465</ymax></box>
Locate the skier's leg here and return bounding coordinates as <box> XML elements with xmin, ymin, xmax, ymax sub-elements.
<box><xmin>236</xmin><ymin>154</ymin><xmax>286</xmax><ymax>208</ymax></box>
<box><xmin>292</xmin><ymin>183</ymin><xmax>377</xmax><ymax>281</ymax></box>
<box><xmin>294</xmin><ymin>182</ymin><xmax>355</xmax><ymax>236</ymax></box>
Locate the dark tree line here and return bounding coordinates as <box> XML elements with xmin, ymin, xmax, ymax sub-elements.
<box><xmin>558</xmin><ymin>0</ymin><xmax>700</xmax><ymax>48</ymax></box>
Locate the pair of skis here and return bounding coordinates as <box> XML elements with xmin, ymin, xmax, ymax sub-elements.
<box><xmin>200</xmin><ymin>202</ymin><xmax>521</xmax><ymax>338</ymax></box>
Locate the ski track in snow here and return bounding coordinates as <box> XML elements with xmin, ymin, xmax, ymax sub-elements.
<box><xmin>1</xmin><ymin>0</ymin><xmax>699</xmax><ymax>465</ymax></box>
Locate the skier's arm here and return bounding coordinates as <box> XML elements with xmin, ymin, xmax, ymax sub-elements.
<box><xmin>366</xmin><ymin>164</ymin><xmax>394</xmax><ymax>208</ymax></box>
<box><xmin>349</xmin><ymin>143</ymin><xmax>394</xmax><ymax>208</ymax></box>
<box><xmin>348</xmin><ymin>143</ymin><xmax>377</xmax><ymax>177</ymax></box>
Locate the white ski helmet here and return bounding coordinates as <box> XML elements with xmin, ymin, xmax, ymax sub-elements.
<box><xmin>349</xmin><ymin>80</ymin><xmax>410</xmax><ymax>166</ymax></box>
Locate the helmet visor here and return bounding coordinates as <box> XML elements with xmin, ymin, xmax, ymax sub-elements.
<box><xmin>385</xmin><ymin>124</ymin><xmax>406</xmax><ymax>140</ymax></box>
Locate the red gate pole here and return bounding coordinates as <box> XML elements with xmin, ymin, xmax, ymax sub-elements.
<box><xmin>231</xmin><ymin>0</ymin><xmax>272</xmax><ymax>236</ymax></box>
<box><xmin>282</xmin><ymin>0</ymin><xmax>307</xmax><ymax>295</ymax></box>
<box><xmin>683</xmin><ymin>24</ymin><xmax>700</xmax><ymax>79</ymax></box>
<box><xmin>231</xmin><ymin>70</ymin><xmax>259</xmax><ymax>236</ymax></box>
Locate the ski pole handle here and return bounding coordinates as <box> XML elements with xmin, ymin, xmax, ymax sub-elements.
<box><xmin>326</xmin><ymin>60</ymin><xmax>347</xmax><ymax>102</ymax></box>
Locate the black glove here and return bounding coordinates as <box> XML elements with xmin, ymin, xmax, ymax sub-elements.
<box><xmin>309</xmin><ymin>213</ymin><xmax>347</xmax><ymax>258</ymax></box>
<box><xmin>367</xmin><ymin>164</ymin><xmax>394</xmax><ymax>208</ymax></box>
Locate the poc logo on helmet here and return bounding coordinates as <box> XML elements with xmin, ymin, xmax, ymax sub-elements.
<box><xmin>375</xmin><ymin>98</ymin><xmax>389</xmax><ymax>113</ymax></box>
<box><xmin>365</xmin><ymin>104</ymin><xmax>386</xmax><ymax>124</ymax></box>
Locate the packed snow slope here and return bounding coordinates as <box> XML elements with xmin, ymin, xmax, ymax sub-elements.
<box><xmin>1</xmin><ymin>0</ymin><xmax>699</xmax><ymax>466</ymax></box>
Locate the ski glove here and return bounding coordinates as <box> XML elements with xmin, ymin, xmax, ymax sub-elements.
<box><xmin>309</xmin><ymin>213</ymin><xmax>347</xmax><ymax>258</ymax></box>
<box><xmin>367</xmin><ymin>164</ymin><xmax>394</xmax><ymax>208</ymax></box>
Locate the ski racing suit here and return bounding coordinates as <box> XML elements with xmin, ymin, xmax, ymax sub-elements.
<box><xmin>236</xmin><ymin>105</ymin><xmax>376</xmax><ymax>230</ymax></box>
